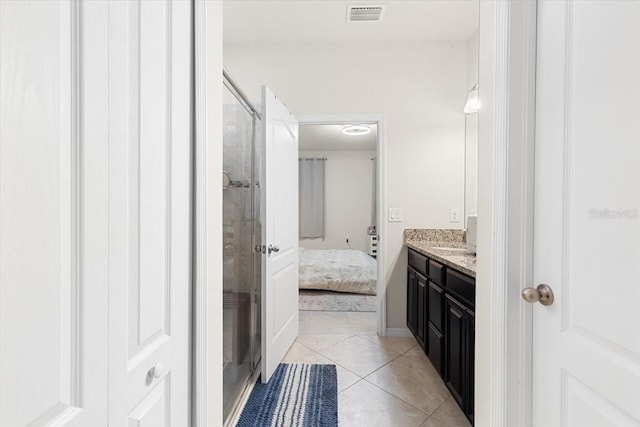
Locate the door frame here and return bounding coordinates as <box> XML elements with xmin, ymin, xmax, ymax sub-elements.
<box><xmin>476</xmin><ymin>1</ymin><xmax>537</xmax><ymax>427</ymax></box>
<box><xmin>194</xmin><ymin>1</ymin><xmax>538</xmax><ymax>425</ymax></box>
<box><xmin>297</xmin><ymin>114</ymin><xmax>387</xmax><ymax>337</ymax></box>
<box><xmin>193</xmin><ymin>1</ymin><xmax>224</xmax><ymax>426</ymax></box>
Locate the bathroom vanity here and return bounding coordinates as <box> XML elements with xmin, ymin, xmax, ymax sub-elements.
<box><xmin>405</xmin><ymin>230</ymin><xmax>476</xmax><ymax>424</ymax></box>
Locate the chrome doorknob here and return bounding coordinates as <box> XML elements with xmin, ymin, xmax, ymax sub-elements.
<box><xmin>148</xmin><ymin>363</ymin><xmax>165</xmax><ymax>379</ymax></box>
<box><xmin>268</xmin><ymin>244</ymin><xmax>280</xmax><ymax>254</ymax></box>
<box><xmin>521</xmin><ymin>284</ymin><xmax>554</xmax><ymax>306</ymax></box>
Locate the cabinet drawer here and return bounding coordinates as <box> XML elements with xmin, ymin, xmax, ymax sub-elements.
<box><xmin>408</xmin><ymin>249</ymin><xmax>428</xmax><ymax>276</ymax></box>
<box><xmin>446</xmin><ymin>269</ymin><xmax>475</xmax><ymax>309</ymax></box>
<box><xmin>428</xmin><ymin>281</ymin><xmax>444</xmax><ymax>331</ymax></box>
<box><xmin>428</xmin><ymin>260</ymin><xmax>445</xmax><ymax>286</ymax></box>
<box><xmin>427</xmin><ymin>322</ymin><xmax>443</xmax><ymax>376</ymax></box>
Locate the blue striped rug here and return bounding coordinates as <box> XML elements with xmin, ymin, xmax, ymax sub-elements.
<box><xmin>237</xmin><ymin>364</ymin><xmax>338</xmax><ymax>427</ymax></box>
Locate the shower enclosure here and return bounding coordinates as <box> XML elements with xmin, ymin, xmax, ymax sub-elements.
<box><xmin>222</xmin><ymin>71</ymin><xmax>262</xmax><ymax>422</ymax></box>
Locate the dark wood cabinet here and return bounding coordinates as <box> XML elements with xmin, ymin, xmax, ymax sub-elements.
<box><xmin>427</xmin><ymin>281</ymin><xmax>445</xmax><ymax>375</ymax></box>
<box><xmin>416</xmin><ymin>272</ymin><xmax>428</xmax><ymax>350</ymax></box>
<box><xmin>444</xmin><ymin>294</ymin><xmax>474</xmax><ymax>423</ymax></box>
<box><xmin>427</xmin><ymin>322</ymin><xmax>443</xmax><ymax>374</ymax></box>
<box><xmin>406</xmin><ymin>247</ymin><xmax>475</xmax><ymax>425</ymax></box>
<box><xmin>444</xmin><ymin>295</ymin><xmax>465</xmax><ymax>405</ymax></box>
<box><xmin>428</xmin><ymin>282</ymin><xmax>444</xmax><ymax>332</ymax></box>
<box><xmin>407</xmin><ymin>250</ymin><xmax>428</xmax><ymax>349</ymax></box>
<box><xmin>467</xmin><ymin>310</ymin><xmax>475</xmax><ymax>425</ymax></box>
<box><xmin>428</xmin><ymin>260</ymin><xmax>445</xmax><ymax>286</ymax></box>
<box><xmin>407</xmin><ymin>266</ymin><xmax>417</xmax><ymax>335</ymax></box>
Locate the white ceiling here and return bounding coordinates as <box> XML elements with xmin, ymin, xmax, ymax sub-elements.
<box><xmin>224</xmin><ymin>1</ymin><xmax>479</xmax><ymax>45</ymax></box>
<box><xmin>299</xmin><ymin>124</ymin><xmax>377</xmax><ymax>151</ymax></box>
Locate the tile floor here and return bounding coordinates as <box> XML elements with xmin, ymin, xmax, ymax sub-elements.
<box><xmin>284</xmin><ymin>311</ymin><xmax>471</xmax><ymax>427</ymax></box>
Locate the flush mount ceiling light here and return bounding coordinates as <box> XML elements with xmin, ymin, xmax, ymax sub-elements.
<box><xmin>463</xmin><ymin>83</ymin><xmax>479</xmax><ymax>114</ymax></box>
<box><xmin>342</xmin><ymin>124</ymin><xmax>371</xmax><ymax>136</ymax></box>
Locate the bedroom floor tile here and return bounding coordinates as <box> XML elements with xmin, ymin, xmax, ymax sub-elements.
<box><xmin>365</xmin><ymin>354</ymin><xmax>450</xmax><ymax>415</ymax></box>
<box><xmin>317</xmin><ymin>336</ymin><xmax>400</xmax><ymax>377</ymax></box>
<box><xmin>338</xmin><ymin>380</ymin><xmax>429</xmax><ymax>427</ymax></box>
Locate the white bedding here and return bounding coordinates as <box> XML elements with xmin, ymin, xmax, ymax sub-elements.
<box><xmin>299</xmin><ymin>248</ymin><xmax>377</xmax><ymax>295</ymax></box>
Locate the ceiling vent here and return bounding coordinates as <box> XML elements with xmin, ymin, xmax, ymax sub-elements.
<box><xmin>346</xmin><ymin>5</ymin><xmax>386</xmax><ymax>22</ymax></box>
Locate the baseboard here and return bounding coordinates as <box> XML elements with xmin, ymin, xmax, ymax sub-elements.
<box><xmin>385</xmin><ymin>327</ymin><xmax>413</xmax><ymax>337</ymax></box>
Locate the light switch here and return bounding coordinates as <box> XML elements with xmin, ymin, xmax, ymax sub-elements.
<box><xmin>388</xmin><ymin>208</ymin><xmax>403</xmax><ymax>222</ymax></box>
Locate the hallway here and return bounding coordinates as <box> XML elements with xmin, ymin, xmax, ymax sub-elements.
<box><xmin>283</xmin><ymin>311</ymin><xmax>471</xmax><ymax>426</ymax></box>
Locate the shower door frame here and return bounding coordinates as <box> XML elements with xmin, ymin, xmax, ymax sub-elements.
<box><xmin>297</xmin><ymin>114</ymin><xmax>388</xmax><ymax>337</ymax></box>
<box><xmin>220</xmin><ymin>72</ymin><xmax>263</xmax><ymax>423</ymax></box>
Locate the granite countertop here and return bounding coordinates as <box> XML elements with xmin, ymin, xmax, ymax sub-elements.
<box><xmin>404</xmin><ymin>229</ymin><xmax>476</xmax><ymax>278</ymax></box>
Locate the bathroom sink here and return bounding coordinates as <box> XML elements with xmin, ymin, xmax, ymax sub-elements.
<box><xmin>431</xmin><ymin>246</ymin><xmax>467</xmax><ymax>252</ymax></box>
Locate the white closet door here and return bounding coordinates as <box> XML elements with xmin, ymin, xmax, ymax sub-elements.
<box><xmin>107</xmin><ymin>1</ymin><xmax>192</xmax><ymax>426</ymax></box>
<box><xmin>0</xmin><ymin>1</ymin><xmax>109</xmax><ymax>426</ymax></box>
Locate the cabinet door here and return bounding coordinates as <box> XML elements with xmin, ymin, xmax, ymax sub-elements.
<box><xmin>464</xmin><ymin>309</ymin><xmax>475</xmax><ymax>423</ymax></box>
<box><xmin>428</xmin><ymin>281</ymin><xmax>444</xmax><ymax>331</ymax></box>
<box><xmin>428</xmin><ymin>322</ymin><xmax>444</xmax><ymax>375</ymax></box>
<box><xmin>407</xmin><ymin>266</ymin><xmax>417</xmax><ymax>334</ymax></box>
<box><xmin>416</xmin><ymin>272</ymin><xmax>428</xmax><ymax>350</ymax></box>
<box><xmin>445</xmin><ymin>295</ymin><xmax>465</xmax><ymax>407</ymax></box>
<box><xmin>445</xmin><ymin>294</ymin><xmax>475</xmax><ymax>424</ymax></box>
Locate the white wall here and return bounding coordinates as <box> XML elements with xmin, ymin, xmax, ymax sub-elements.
<box><xmin>299</xmin><ymin>150</ymin><xmax>375</xmax><ymax>253</ymax></box>
<box><xmin>224</xmin><ymin>42</ymin><xmax>467</xmax><ymax>329</ymax></box>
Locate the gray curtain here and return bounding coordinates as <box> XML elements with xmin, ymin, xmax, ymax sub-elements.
<box><xmin>299</xmin><ymin>158</ymin><xmax>325</xmax><ymax>238</ymax></box>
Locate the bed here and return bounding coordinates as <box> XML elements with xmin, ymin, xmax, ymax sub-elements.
<box><xmin>298</xmin><ymin>248</ymin><xmax>377</xmax><ymax>295</ymax></box>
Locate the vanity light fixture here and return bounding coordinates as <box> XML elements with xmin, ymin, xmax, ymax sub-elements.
<box><xmin>342</xmin><ymin>124</ymin><xmax>371</xmax><ymax>136</ymax></box>
<box><xmin>463</xmin><ymin>83</ymin><xmax>479</xmax><ymax>114</ymax></box>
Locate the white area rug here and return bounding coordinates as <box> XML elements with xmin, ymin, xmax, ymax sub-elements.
<box><xmin>299</xmin><ymin>290</ymin><xmax>376</xmax><ymax>312</ymax></box>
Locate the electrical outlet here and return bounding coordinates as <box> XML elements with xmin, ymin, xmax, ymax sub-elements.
<box><xmin>450</xmin><ymin>208</ymin><xmax>461</xmax><ymax>223</ymax></box>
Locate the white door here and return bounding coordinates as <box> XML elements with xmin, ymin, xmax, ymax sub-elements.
<box><xmin>261</xmin><ymin>86</ymin><xmax>300</xmax><ymax>383</ymax></box>
<box><xmin>107</xmin><ymin>1</ymin><xmax>191</xmax><ymax>425</ymax></box>
<box><xmin>0</xmin><ymin>1</ymin><xmax>109</xmax><ymax>426</ymax></box>
<box><xmin>533</xmin><ymin>1</ymin><xmax>640</xmax><ymax>425</ymax></box>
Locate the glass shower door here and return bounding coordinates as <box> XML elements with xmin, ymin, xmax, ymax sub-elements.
<box><xmin>222</xmin><ymin>82</ymin><xmax>259</xmax><ymax>420</ymax></box>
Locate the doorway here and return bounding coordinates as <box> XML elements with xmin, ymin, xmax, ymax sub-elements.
<box><xmin>298</xmin><ymin>115</ymin><xmax>387</xmax><ymax>336</ymax></box>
